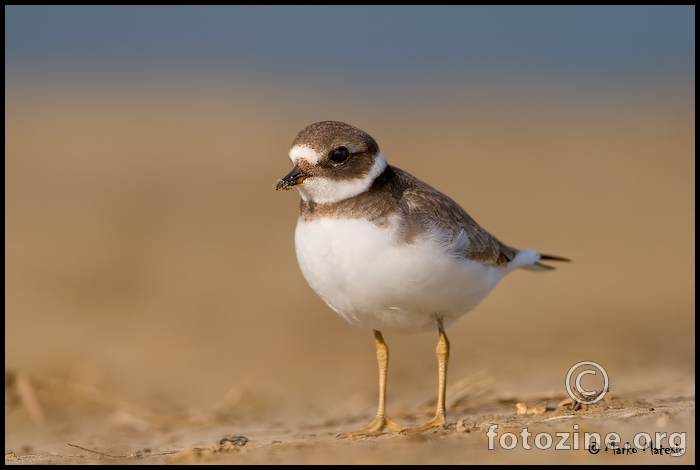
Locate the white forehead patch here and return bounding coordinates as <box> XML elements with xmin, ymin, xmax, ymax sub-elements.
<box><xmin>289</xmin><ymin>145</ymin><xmax>323</xmax><ymax>165</ymax></box>
<box><xmin>295</xmin><ymin>152</ymin><xmax>388</xmax><ymax>204</ymax></box>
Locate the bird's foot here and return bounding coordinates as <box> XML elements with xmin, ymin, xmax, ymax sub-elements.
<box><xmin>401</xmin><ymin>413</ymin><xmax>446</xmax><ymax>433</ymax></box>
<box><xmin>336</xmin><ymin>415</ymin><xmax>404</xmax><ymax>438</ymax></box>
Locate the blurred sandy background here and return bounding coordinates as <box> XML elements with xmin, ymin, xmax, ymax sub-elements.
<box><xmin>5</xmin><ymin>6</ymin><xmax>694</xmax><ymax>464</ymax></box>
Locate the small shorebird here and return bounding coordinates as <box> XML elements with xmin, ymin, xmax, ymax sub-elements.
<box><xmin>276</xmin><ymin>121</ymin><xmax>568</xmax><ymax>437</ymax></box>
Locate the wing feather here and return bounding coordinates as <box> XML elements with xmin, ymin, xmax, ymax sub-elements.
<box><xmin>391</xmin><ymin>167</ymin><xmax>515</xmax><ymax>267</ymax></box>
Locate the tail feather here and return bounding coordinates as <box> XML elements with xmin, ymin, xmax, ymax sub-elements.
<box><xmin>533</xmin><ymin>253</ymin><xmax>571</xmax><ymax>270</ymax></box>
<box><xmin>510</xmin><ymin>249</ymin><xmax>571</xmax><ymax>271</ymax></box>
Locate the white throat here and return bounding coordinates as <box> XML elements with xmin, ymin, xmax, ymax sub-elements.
<box><xmin>290</xmin><ymin>147</ymin><xmax>388</xmax><ymax>204</ymax></box>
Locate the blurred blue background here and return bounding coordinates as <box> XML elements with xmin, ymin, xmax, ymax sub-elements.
<box><xmin>6</xmin><ymin>5</ymin><xmax>695</xmax><ymax>85</ymax></box>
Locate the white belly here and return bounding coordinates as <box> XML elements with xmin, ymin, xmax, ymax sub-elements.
<box><xmin>294</xmin><ymin>216</ymin><xmax>508</xmax><ymax>333</ymax></box>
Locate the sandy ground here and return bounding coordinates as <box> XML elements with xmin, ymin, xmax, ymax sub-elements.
<box><xmin>5</xmin><ymin>74</ymin><xmax>694</xmax><ymax>464</ymax></box>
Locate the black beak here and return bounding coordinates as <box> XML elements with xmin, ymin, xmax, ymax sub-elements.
<box><xmin>275</xmin><ymin>165</ymin><xmax>308</xmax><ymax>191</ymax></box>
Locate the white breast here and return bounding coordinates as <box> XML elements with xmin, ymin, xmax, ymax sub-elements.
<box><xmin>294</xmin><ymin>216</ymin><xmax>509</xmax><ymax>333</ymax></box>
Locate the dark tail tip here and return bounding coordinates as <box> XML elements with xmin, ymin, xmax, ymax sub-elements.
<box><xmin>536</xmin><ymin>253</ymin><xmax>571</xmax><ymax>270</ymax></box>
<box><xmin>540</xmin><ymin>254</ymin><xmax>571</xmax><ymax>263</ymax></box>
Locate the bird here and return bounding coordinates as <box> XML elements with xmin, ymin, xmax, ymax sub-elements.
<box><xmin>275</xmin><ymin>121</ymin><xmax>568</xmax><ymax>437</ymax></box>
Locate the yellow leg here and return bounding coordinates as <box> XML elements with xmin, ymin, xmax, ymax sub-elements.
<box><xmin>410</xmin><ymin>319</ymin><xmax>450</xmax><ymax>432</ymax></box>
<box><xmin>337</xmin><ymin>330</ymin><xmax>403</xmax><ymax>438</ymax></box>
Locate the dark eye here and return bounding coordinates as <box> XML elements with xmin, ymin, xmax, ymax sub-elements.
<box><xmin>329</xmin><ymin>146</ymin><xmax>350</xmax><ymax>164</ymax></box>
